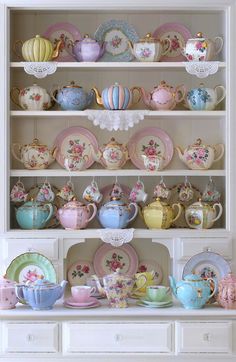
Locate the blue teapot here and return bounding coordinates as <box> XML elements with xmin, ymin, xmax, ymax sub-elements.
<box><xmin>15</xmin><ymin>278</ymin><xmax>67</xmax><ymax>310</ymax></box>
<box><xmin>185</xmin><ymin>83</ymin><xmax>226</xmax><ymax>111</ymax></box>
<box><xmin>51</xmin><ymin>81</ymin><xmax>94</xmax><ymax>110</ymax></box>
<box><xmin>98</xmin><ymin>197</ymin><xmax>138</xmax><ymax>229</ymax></box>
<box><xmin>16</xmin><ymin>200</ymin><xmax>54</xmax><ymax>229</ymax></box>
<box><xmin>169</xmin><ymin>274</ymin><xmax>217</xmax><ymax>309</ymax></box>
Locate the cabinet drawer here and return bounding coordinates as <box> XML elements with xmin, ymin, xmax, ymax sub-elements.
<box><xmin>176</xmin><ymin>322</ymin><xmax>232</xmax><ymax>354</ymax></box>
<box><xmin>63</xmin><ymin>323</ymin><xmax>173</xmax><ymax>353</ymax></box>
<box><xmin>176</xmin><ymin>237</ymin><xmax>232</xmax><ymax>261</ymax></box>
<box><xmin>2</xmin><ymin>322</ymin><xmax>59</xmax><ymax>353</ymax></box>
<box><xmin>2</xmin><ymin>238</ymin><xmax>59</xmax><ymax>262</ymax></box>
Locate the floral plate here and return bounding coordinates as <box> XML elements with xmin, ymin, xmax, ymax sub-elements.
<box><xmin>54</xmin><ymin>126</ymin><xmax>99</xmax><ymax>170</ymax></box>
<box><xmin>5</xmin><ymin>252</ymin><xmax>57</xmax><ymax>283</ymax></box>
<box><xmin>94</xmin><ymin>19</ymin><xmax>139</xmax><ymax>62</ymax></box>
<box><xmin>93</xmin><ymin>243</ymin><xmax>139</xmax><ymax>277</ymax></box>
<box><xmin>43</xmin><ymin>22</ymin><xmax>81</xmax><ymax>62</ymax></box>
<box><xmin>67</xmin><ymin>260</ymin><xmax>94</xmax><ymax>286</ymax></box>
<box><xmin>138</xmin><ymin>259</ymin><xmax>163</xmax><ymax>284</ymax></box>
<box><xmin>153</xmin><ymin>22</ymin><xmax>192</xmax><ymax>61</ymax></box>
<box><xmin>127</xmin><ymin>127</ymin><xmax>174</xmax><ymax>170</ymax></box>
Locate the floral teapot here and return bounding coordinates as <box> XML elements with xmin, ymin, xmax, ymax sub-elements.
<box><xmin>93</xmin><ymin>137</ymin><xmax>129</xmax><ymax>170</ymax></box>
<box><xmin>13</xmin><ymin>34</ymin><xmax>62</xmax><ymax>62</ymax></box>
<box><xmin>15</xmin><ymin>277</ymin><xmax>68</xmax><ymax>310</ymax></box>
<box><xmin>217</xmin><ymin>273</ymin><xmax>236</xmax><ymax>309</ymax></box>
<box><xmin>57</xmin><ymin>199</ymin><xmax>97</xmax><ymax>230</ymax></box>
<box><xmin>92</xmin><ymin>269</ymin><xmax>146</xmax><ymax>308</ymax></box>
<box><xmin>185</xmin><ymin>199</ymin><xmax>223</xmax><ymax>229</ymax></box>
<box><xmin>16</xmin><ymin>199</ymin><xmax>54</xmax><ymax>229</ymax></box>
<box><xmin>169</xmin><ymin>274</ymin><xmax>217</xmax><ymax>309</ymax></box>
<box><xmin>181</xmin><ymin>32</ymin><xmax>224</xmax><ymax>61</ymax></box>
<box><xmin>141</xmin><ymin>81</ymin><xmax>186</xmax><ymax>110</ymax></box>
<box><xmin>92</xmin><ymin>82</ymin><xmax>141</xmax><ymax>110</ymax></box>
<box><xmin>175</xmin><ymin>138</ymin><xmax>224</xmax><ymax>170</ymax></box>
<box><xmin>67</xmin><ymin>34</ymin><xmax>105</xmax><ymax>62</ymax></box>
<box><xmin>10</xmin><ymin>84</ymin><xmax>52</xmax><ymax>111</ymax></box>
<box><xmin>0</xmin><ymin>276</ymin><xmax>18</xmax><ymax>310</ymax></box>
<box><xmin>12</xmin><ymin>138</ymin><xmax>57</xmax><ymax>170</ymax></box>
<box><xmin>98</xmin><ymin>196</ymin><xmax>138</xmax><ymax>229</ymax></box>
<box><xmin>186</xmin><ymin>83</ymin><xmax>226</xmax><ymax>111</ymax></box>
<box><xmin>140</xmin><ymin>198</ymin><xmax>182</xmax><ymax>229</ymax></box>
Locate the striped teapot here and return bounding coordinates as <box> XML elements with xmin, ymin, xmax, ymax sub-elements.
<box><xmin>92</xmin><ymin>82</ymin><xmax>141</xmax><ymax>110</ymax></box>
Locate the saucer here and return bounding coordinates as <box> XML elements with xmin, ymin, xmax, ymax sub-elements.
<box><xmin>140</xmin><ymin>297</ymin><xmax>172</xmax><ymax>307</ymax></box>
<box><xmin>63</xmin><ymin>300</ymin><xmax>101</xmax><ymax>309</ymax></box>
<box><xmin>64</xmin><ymin>296</ymin><xmax>98</xmax><ymax>307</ymax></box>
<box><xmin>130</xmin><ymin>291</ymin><xmax>146</xmax><ymax>299</ymax></box>
<box><xmin>137</xmin><ymin>300</ymin><xmax>173</xmax><ymax>308</ymax></box>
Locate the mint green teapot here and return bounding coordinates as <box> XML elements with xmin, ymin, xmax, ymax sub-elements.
<box><xmin>169</xmin><ymin>274</ymin><xmax>217</xmax><ymax>309</ymax></box>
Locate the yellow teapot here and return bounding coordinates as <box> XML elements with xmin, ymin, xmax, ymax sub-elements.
<box><xmin>13</xmin><ymin>35</ymin><xmax>62</xmax><ymax>62</ymax></box>
<box><xmin>141</xmin><ymin>198</ymin><xmax>182</xmax><ymax>229</ymax></box>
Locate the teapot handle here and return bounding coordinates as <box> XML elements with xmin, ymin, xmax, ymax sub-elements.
<box><xmin>213</xmin><ymin>143</ymin><xmax>224</xmax><ymax>163</ymax></box>
<box><xmin>44</xmin><ymin>203</ymin><xmax>54</xmax><ymax>224</ymax></box>
<box><xmin>206</xmin><ymin>277</ymin><xmax>218</xmax><ymax>300</ymax></box>
<box><xmin>130</xmin><ymin>86</ymin><xmax>142</xmax><ymax>105</ymax></box>
<box><xmin>211</xmin><ymin>203</ymin><xmax>223</xmax><ymax>223</ymax></box>
<box><xmin>132</xmin><ymin>275</ymin><xmax>147</xmax><ymax>294</ymax></box>
<box><xmin>174</xmin><ymin>84</ymin><xmax>186</xmax><ymax>103</ymax></box>
<box><xmin>161</xmin><ymin>38</ymin><xmax>172</xmax><ymax>56</ymax></box>
<box><xmin>171</xmin><ymin>203</ymin><xmax>182</xmax><ymax>223</ymax></box>
<box><xmin>50</xmin><ymin>85</ymin><xmax>61</xmax><ymax>104</ymax></box>
<box><xmin>10</xmin><ymin>87</ymin><xmax>22</xmax><ymax>109</ymax></box>
<box><xmin>213</xmin><ymin>36</ymin><xmax>224</xmax><ymax>56</ymax></box>
<box><xmin>15</xmin><ymin>285</ymin><xmax>26</xmax><ymax>304</ymax></box>
<box><xmin>13</xmin><ymin>40</ymin><xmax>23</xmax><ymax>60</ymax></box>
<box><xmin>87</xmin><ymin>203</ymin><xmax>97</xmax><ymax>222</ymax></box>
<box><xmin>127</xmin><ymin>202</ymin><xmax>139</xmax><ymax>223</ymax></box>
<box><xmin>11</xmin><ymin>143</ymin><xmax>23</xmax><ymax>163</ymax></box>
<box><xmin>214</xmin><ymin>85</ymin><xmax>226</xmax><ymax>106</ymax></box>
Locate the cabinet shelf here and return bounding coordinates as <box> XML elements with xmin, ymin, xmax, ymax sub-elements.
<box><xmin>10</xmin><ymin>169</ymin><xmax>226</xmax><ymax>177</ymax></box>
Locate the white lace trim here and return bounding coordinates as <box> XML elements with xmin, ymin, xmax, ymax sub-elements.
<box><xmin>183</xmin><ymin>61</ymin><xmax>219</xmax><ymax>78</ymax></box>
<box><xmin>85</xmin><ymin>110</ymin><xmax>149</xmax><ymax>131</ymax></box>
<box><xmin>23</xmin><ymin>62</ymin><xmax>58</xmax><ymax>79</ymax></box>
<box><xmin>99</xmin><ymin>228</ymin><xmax>134</xmax><ymax>246</ymax></box>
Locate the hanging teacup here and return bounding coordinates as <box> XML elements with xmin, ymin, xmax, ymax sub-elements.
<box><xmin>83</xmin><ymin>180</ymin><xmax>103</xmax><ymax>203</ymax></box>
<box><xmin>36</xmin><ymin>181</ymin><xmax>55</xmax><ymax>202</ymax></box>
<box><xmin>57</xmin><ymin>181</ymin><xmax>76</xmax><ymax>202</ymax></box>
<box><xmin>10</xmin><ymin>180</ymin><xmax>28</xmax><ymax>203</ymax></box>
<box><xmin>178</xmin><ymin>179</ymin><xmax>194</xmax><ymax>202</ymax></box>
<box><xmin>153</xmin><ymin>178</ymin><xmax>171</xmax><ymax>200</ymax></box>
<box><xmin>110</xmin><ymin>182</ymin><xmax>124</xmax><ymax>199</ymax></box>
<box><xmin>129</xmin><ymin>179</ymin><xmax>148</xmax><ymax>203</ymax></box>
<box><xmin>202</xmin><ymin>177</ymin><xmax>221</xmax><ymax>203</ymax></box>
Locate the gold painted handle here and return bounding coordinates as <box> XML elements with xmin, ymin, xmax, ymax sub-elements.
<box><xmin>13</xmin><ymin>40</ymin><xmax>23</xmax><ymax>60</ymax></box>
<box><xmin>131</xmin><ymin>86</ymin><xmax>142</xmax><ymax>105</ymax></box>
<box><xmin>10</xmin><ymin>87</ymin><xmax>21</xmax><ymax>108</ymax></box>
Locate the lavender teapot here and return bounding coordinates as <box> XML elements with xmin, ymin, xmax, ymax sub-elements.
<box><xmin>93</xmin><ymin>137</ymin><xmax>129</xmax><ymax>170</ymax></box>
<box><xmin>67</xmin><ymin>34</ymin><xmax>105</xmax><ymax>62</ymax></box>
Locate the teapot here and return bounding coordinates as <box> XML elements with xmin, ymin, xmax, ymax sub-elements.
<box><xmin>141</xmin><ymin>81</ymin><xmax>186</xmax><ymax>110</ymax></box>
<box><xmin>92</xmin><ymin>82</ymin><xmax>141</xmax><ymax>110</ymax></box>
<box><xmin>10</xmin><ymin>84</ymin><xmax>52</xmax><ymax>111</ymax></box>
<box><xmin>0</xmin><ymin>276</ymin><xmax>18</xmax><ymax>310</ymax></box>
<box><xmin>16</xmin><ymin>200</ymin><xmax>54</xmax><ymax>229</ymax></box>
<box><xmin>140</xmin><ymin>198</ymin><xmax>182</xmax><ymax>229</ymax></box>
<box><xmin>175</xmin><ymin>138</ymin><xmax>224</xmax><ymax>170</ymax></box>
<box><xmin>15</xmin><ymin>278</ymin><xmax>67</xmax><ymax>310</ymax></box>
<box><xmin>13</xmin><ymin>34</ymin><xmax>62</xmax><ymax>62</ymax></box>
<box><xmin>12</xmin><ymin>138</ymin><xmax>57</xmax><ymax>170</ymax></box>
<box><xmin>169</xmin><ymin>274</ymin><xmax>217</xmax><ymax>309</ymax></box>
<box><xmin>51</xmin><ymin>81</ymin><xmax>94</xmax><ymax>110</ymax></box>
<box><xmin>94</xmin><ymin>137</ymin><xmax>129</xmax><ymax>170</ymax></box>
<box><xmin>186</xmin><ymin>84</ymin><xmax>226</xmax><ymax>111</ymax></box>
<box><xmin>217</xmin><ymin>273</ymin><xmax>236</xmax><ymax>309</ymax></box>
<box><xmin>57</xmin><ymin>199</ymin><xmax>97</xmax><ymax>229</ymax></box>
<box><xmin>185</xmin><ymin>199</ymin><xmax>223</xmax><ymax>229</ymax></box>
<box><xmin>128</xmin><ymin>32</ymin><xmax>171</xmax><ymax>62</ymax></box>
<box><xmin>98</xmin><ymin>197</ymin><xmax>138</xmax><ymax>229</ymax></box>
<box><xmin>67</xmin><ymin>34</ymin><xmax>105</xmax><ymax>62</ymax></box>
<box><xmin>181</xmin><ymin>32</ymin><xmax>224</xmax><ymax>61</ymax></box>
<box><xmin>92</xmin><ymin>269</ymin><xmax>146</xmax><ymax>308</ymax></box>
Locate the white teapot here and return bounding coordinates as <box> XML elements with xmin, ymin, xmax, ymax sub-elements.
<box><xmin>185</xmin><ymin>199</ymin><xmax>223</xmax><ymax>229</ymax></box>
<box><xmin>10</xmin><ymin>84</ymin><xmax>52</xmax><ymax>110</ymax></box>
<box><xmin>176</xmin><ymin>138</ymin><xmax>224</xmax><ymax>170</ymax></box>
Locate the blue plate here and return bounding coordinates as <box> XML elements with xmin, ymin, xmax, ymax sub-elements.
<box><xmin>94</xmin><ymin>19</ymin><xmax>139</xmax><ymax>62</ymax></box>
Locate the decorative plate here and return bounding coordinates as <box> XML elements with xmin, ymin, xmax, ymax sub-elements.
<box><xmin>5</xmin><ymin>252</ymin><xmax>57</xmax><ymax>283</ymax></box>
<box><xmin>94</xmin><ymin>19</ymin><xmax>139</xmax><ymax>62</ymax></box>
<box><xmin>93</xmin><ymin>244</ymin><xmax>139</xmax><ymax>277</ymax></box>
<box><xmin>67</xmin><ymin>260</ymin><xmax>94</xmax><ymax>286</ymax></box>
<box><xmin>169</xmin><ymin>182</ymin><xmax>202</xmax><ymax>228</ymax></box>
<box><xmin>127</xmin><ymin>127</ymin><xmax>174</xmax><ymax>170</ymax></box>
<box><xmin>54</xmin><ymin>126</ymin><xmax>98</xmax><ymax>170</ymax></box>
<box><xmin>43</xmin><ymin>22</ymin><xmax>81</xmax><ymax>62</ymax></box>
<box><xmin>138</xmin><ymin>259</ymin><xmax>163</xmax><ymax>284</ymax></box>
<box><xmin>153</xmin><ymin>22</ymin><xmax>192</xmax><ymax>61</ymax></box>
<box><xmin>182</xmin><ymin>251</ymin><xmax>231</xmax><ymax>281</ymax></box>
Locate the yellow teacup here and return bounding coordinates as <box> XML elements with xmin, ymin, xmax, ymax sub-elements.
<box><xmin>134</xmin><ymin>271</ymin><xmax>156</xmax><ymax>293</ymax></box>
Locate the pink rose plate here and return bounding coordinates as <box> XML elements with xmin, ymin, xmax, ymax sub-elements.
<box><xmin>67</xmin><ymin>260</ymin><xmax>94</xmax><ymax>286</ymax></box>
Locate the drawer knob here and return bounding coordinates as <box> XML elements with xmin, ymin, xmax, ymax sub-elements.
<box><xmin>27</xmin><ymin>334</ymin><xmax>35</xmax><ymax>342</ymax></box>
<box><xmin>203</xmin><ymin>333</ymin><xmax>210</xmax><ymax>342</ymax></box>
<box><xmin>114</xmin><ymin>334</ymin><xmax>122</xmax><ymax>342</ymax></box>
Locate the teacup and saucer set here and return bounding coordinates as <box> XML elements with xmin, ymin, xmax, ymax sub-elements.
<box><xmin>137</xmin><ymin>285</ymin><xmax>173</xmax><ymax>308</ymax></box>
<box><xmin>131</xmin><ymin>271</ymin><xmax>156</xmax><ymax>299</ymax></box>
<box><xmin>64</xmin><ymin>285</ymin><xmax>101</xmax><ymax>309</ymax></box>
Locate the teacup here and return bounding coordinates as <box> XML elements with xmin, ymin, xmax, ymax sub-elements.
<box><xmin>142</xmin><ymin>155</ymin><xmax>165</xmax><ymax>171</ymax></box>
<box><xmin>83</xmin><ymin>181</ymin><xmax>103</xmax><ymax>203</ymax></box>
<box><xmin>57</xmin><ymin>181</ymin><xmax>76</xmax><ymax>201</ymax></box>
<box><xmin>134</xmin><ymin>271</ymin><xmax>155</xmax><ymax>293</ymax></box>
<box><xmin>71</xmin><ymin>285</ymin><xmax>96</xmax><ymax>303</ymax></box>
<box><xmin>146</xmin><ymin>285</ymin><xmax>171</xmax><ymax>302</ymax></box>
<box><xmin>10</xmin><ymin>180</ymin><xmax>28</xmax><ymax>203</ymax></box>
<box><xmin>36</xmin><ymin>181</ymin><xmax>55</xmax><ymax>202</ymax></box>
<box><xmin>178</xmin><ymin>182</ymin><xmax>194</xmax><ymax>202</ymax></box>
<box><xmin>129</xmin><ymin>180</ymin><xmax>148</xmax><ymax>203</ymax></box>
<box><xmin>153</xmin><ymin>179</ymin><xmax>171</xmax><ymax>200</ymax></box>
<box><xmin>64</xmin><ymin>154</ymin><xmax>88</xmax><ymax>171</ymax></box>
<box><xmin>86</xmin><ymin>276</ymin><xmax>104</xmax><ymax>296</ymax></box>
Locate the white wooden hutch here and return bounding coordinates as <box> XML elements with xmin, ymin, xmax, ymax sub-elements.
<box><xmin>0</xmin><ymin>0</ymin><xmax>236</xmax><ymax>361</ymax></box>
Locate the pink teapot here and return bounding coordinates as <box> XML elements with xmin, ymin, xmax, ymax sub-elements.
<box><xmin>57</xmin><ymin>199</ymin><xmax>97</xmax><ymax>230</ymax></box>
<box><xmin>67</xmin><ymin>34</ymin><xmax>105</xmax><ymax>62</ymax></box>
<box><xmin>93</xmin><ymin>137</ymin><xmax>129</xmax><ymax>170</ymax></box>
<box><xmin>217</xmin><ymin>273</ymin><xmax>236</xmax><ymax>309</ymax></box>
<box><xmin>141</xmin><ymin>81</ymin><xmax>186</xmax><ymax>110</ymax></box>
<box><xmin>0</xmin><ymin>276</ymin><xmax>18</xmax><ymax>310</ymax></box>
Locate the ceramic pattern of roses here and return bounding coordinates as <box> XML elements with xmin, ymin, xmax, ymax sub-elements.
<box><xmin>186</xmin><ymin>147</ymin><xmax>209</xmax><ymax>168</ymax></box>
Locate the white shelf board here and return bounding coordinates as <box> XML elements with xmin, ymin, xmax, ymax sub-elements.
<box><xmin>10</xmin><ymin>61</ymin><xmax>227</xmax><ymax>69</ymax></box>
<box><xmin>10</xmin><ymin>110</ymin><xmax>226</xmax><ymax>117</ymax></box>
<box><xmin>10</xmin><ymin>169</ymin><xmax>226</xmax><ymax>177</ymax></box>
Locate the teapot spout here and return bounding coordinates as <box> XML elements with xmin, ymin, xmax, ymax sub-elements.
<box><xmin>92</xmin><ymin>87</ymin><xmax>103</xmax><ymax>106</ymax></box>
<box><xmin>52</xmin><ymin>39</ymin><xmax>63</xmax><ymax>60</ymax></box>
<box><xmin>59</xmin><ymin>280</ymin><xmax>68</xmax><ymax>299</ymax></box>
<box><xmin>175</xmin><ymin>146</ymin><xmax>186</xmax><ymax>164</ymax></box>
<box><xmin>169</xmin><ymin>276</ymin><xmax>178</xmax><ymax>298</ymax></box>
<box><xmin>91</xmin><ymin>275</ymin><xmax>106</xmax><ymax>297</ymax></box>
<box><xmin>140</xmin><ymin>87</ymin><xmax>151</xmax><ymax>108</ymax></box>
<box><xmin>87</xmin><ymin>90</ymin><xmax>95</xmax><ymax>108</ymax></box>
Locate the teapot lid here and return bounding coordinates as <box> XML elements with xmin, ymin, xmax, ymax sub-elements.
<box><xmin>139</xmin><ymin>32</ymin><xmax>160</xmax><ymax>43</ymax></box>
<box><xmin>81</xmin><ymin>34</ymin><xmax>98</xmax><ymax>43</ymax></box>
<box><xmin>62</xmin><ymin>81</ymin><xmax>82</xmax><ymax>89</ymax></box>
<box><xmin>105</xmin><ymin>268</ymin><xmax>133</xmax><ymax>281</ymax></box>
<box><xmin>104</xmin><ymin>137</ymin><xmax>123</xmax><ymax>148</ymax></box>
<box><xmin>184</xmin><ymin>273</ymin><xmax>203</xmax><ymax>282</ymax></box>
<box><xmin>63</xmin><ymin>199</ymin><xmax>87</xmax><ymax>208</ymax></box>
<box><xmin>26</xmin><ymin>276</ymin><xmax>57</xmax><ymax>289</ymax></box>
<box><xmin>0</xmin><ymin>276</ymin><xmax>16</xmax><ymax>288</ymax></box>
<box><xmin>153</xmin><ymin>80</ymin><xmax>173</xmax><ymax>91</ymax></box>
<box><xmin>148</xmin><ymin>197</ymin><xmax>169</xmax><ymax>207</ymax></box>
<box><xmin>220</xmin><ymin>272</ymin><xmax>236</xmax><ymax>284</ymax></box>
<box><xmin>188</xmin><ymin>32</ymin><xmax>207</xmax><ymax>41</ymax></box>
<box><xmin>25</xmin><ymin>138</ymin><xmax>48</xmax><ymax>149</ymax></box>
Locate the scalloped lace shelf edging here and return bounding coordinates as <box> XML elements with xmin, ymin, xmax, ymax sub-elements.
<box><xmin>99</xmin><ymin>228</ymin><xmax>135</xmax><ymax>246</ymax></box>
<box><xmin>23</xmin><ymin>62</ymin><xmax>58</xmax><ymax>79</ymax></box>
<box><xmin>183</xmin><ymin>61</ymin><xmax>220</xmax><ymax>78</ymax></box>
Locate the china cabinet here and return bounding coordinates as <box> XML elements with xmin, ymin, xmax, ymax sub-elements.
<box><xmin>0</xmin><ymin>0</ymin><xmax>236</xmax><ymax>361</ymax></box>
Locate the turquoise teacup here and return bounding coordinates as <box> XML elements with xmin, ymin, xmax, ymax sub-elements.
<box><xmin>146</xmin><ymin>285</ymin><xmax>170</xmax><ymax>302</ymax></box>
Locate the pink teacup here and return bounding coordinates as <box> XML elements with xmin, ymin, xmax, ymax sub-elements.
<box><xmin>71</xmin><ymin>285</ymin><xmax>96</xmax><ymax>303</ymax></box>
<box><xmin>129</xmin><ymin>180</ymin><xmax>148</xmax><ymax>203</ymax></box>
<box><xmin>57</xmin><ymin>181</ymin><xmax>76</xmax><ymax>201</ymax></box>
